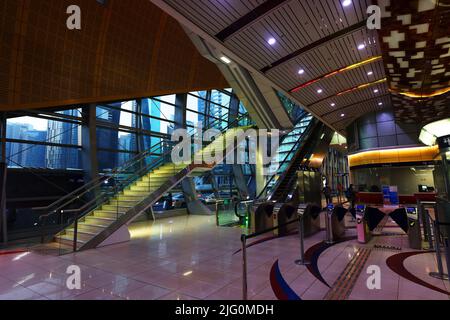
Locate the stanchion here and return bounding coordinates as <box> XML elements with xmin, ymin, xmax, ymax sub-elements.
<box><xmin>295</xmin><ymin>213</ymin><xmax>310</xmax><ymax>266</ymax></box>
<box><xmin>429</xmin><ymin>220</ymin><xmax>449</xmax><ymax>281</ymax></box>
<box><xmin>241</xmin><ymin>234</ymin><xmax>248</xmax><ymax>300</ymax></box>
<box><xmin>325</xmin><ymin>205</ymin><xmax>334</xmax><ymax>244</ymax></box>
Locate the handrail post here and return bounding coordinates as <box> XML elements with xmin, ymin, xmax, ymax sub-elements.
<box><xmin>40</xmin><ymin>215</ymin><xmax>47</xmax><ymax>244</ymax></box>
<box><xmin>241</xmin><ymin>234</ymin><xmax>248</xmax><ymax>301</ymax></box>
<box><xmin>73</xmin><ymin>213</ymin><xmax>78</xmax><ymax>252</ymax></box>
<box><xmin>215</xmin><ymin>201</ymin><xmax>220</xmax><ymax>226</ymax></box>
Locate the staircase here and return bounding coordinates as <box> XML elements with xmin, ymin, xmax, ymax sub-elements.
<box><xmin>53</xmin><ymin>125</ymin><xmax>253</xmax><ymax>251</ymax></box>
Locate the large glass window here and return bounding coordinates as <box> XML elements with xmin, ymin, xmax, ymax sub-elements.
<box><xmin>6</xmin><ymin>110</ymin><xmax>82</xmax><ymax>169</ymax></box>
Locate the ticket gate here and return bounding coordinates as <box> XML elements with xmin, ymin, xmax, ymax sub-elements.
<box><xmin>325</xmin><ymin>204</ymin><xmax>346</xmax><ymax>243</ymax></box>
<box><xmin>278</xmin><ymin>203</ymin><xmax>301</xmax><ymax>236</ymax></box>
<box><xmin>251</xmin><ymin>202</ymin><xmax>275</xmax><ymax>233</ymax></box>
<box><xmin>302</xmin><ymin>204</ymin><xmax>321</xmax><ymax>236</ymax></box>
<box><xmin>406</xmin><ymin>206</ymin><xmax>422</xmax><ymax>250</ymax></box>
<box><xmin>355</xmin><ymin>204</ymin><xmax>371</xmax><ymax>244</ymax></box>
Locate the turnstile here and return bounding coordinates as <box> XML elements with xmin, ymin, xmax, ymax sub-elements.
<box><xmin>356</xmin><ymin>204</ymin><xmax>371</xmax><ymax>244</ymax></box>
<box><xmin>278</xmin><ymin>203</ymin><xmax>301</xmax><ymax>236</ymax></box>
<box><xmin>303</xmin><ymin>204</ymin><xmax>321</xmax><ymax>236</ymax></box>
<box><xmin>251</xmin><ymin>202</ymin><xmax>275</xmax><ymax>234</ymax></box>
<box><xmin>325</xmin><ymin>204</ymin><xmax>346</xmax><ymax>243</ymax></box>
<box><xmin>406</xmin><ymin>206</ymin><xmax>422</xmax><ymax>250</ymax></box>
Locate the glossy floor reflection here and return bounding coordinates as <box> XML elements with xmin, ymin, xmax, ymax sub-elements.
<box><xmin>0</xmin><ymin>215</ymin><xmax>449</xmax><ymax>300</ymax></box>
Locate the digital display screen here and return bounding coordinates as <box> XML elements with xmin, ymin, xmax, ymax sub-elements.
<box><xmin>406</xmin><ymin>207</ymin><xmax>416</xmax><ymax>214</ymax></box>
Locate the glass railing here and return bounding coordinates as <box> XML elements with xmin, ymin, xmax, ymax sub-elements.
<box><xmin>36</xmin><ymin>113</ymin><xmax>253</xmax><ymax>254</ymax></box>
<box><xmin>258</xmin><ymin>115</ymin><xmax>316</xmax><ymax>200</ymax></box>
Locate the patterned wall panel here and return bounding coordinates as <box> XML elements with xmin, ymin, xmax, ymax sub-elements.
<box><xmin>0</xmin><ymin>0</ymin><xmax>228</xmax><ymax>111</ymax></box>
<box><xmin>377</xmin><ymin>0</ymin><xmax>450</xmax><ymax>125</ymax></box>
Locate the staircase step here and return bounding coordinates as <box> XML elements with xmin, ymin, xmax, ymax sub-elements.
<box><xmin>85</xmin><ymin>216</ymin><xmax>116</xmax><ymax>225</ymax></box>
<box><xmin>101</xmin><ymin>205</ymin><xmax>133</xmax><ymax>211</ymax></box>
<box><xmin>94</xmin><ymin>210</ymin><xmax>126</xmax><ymax>218</ymax></box>
<box><xmin>58</xmin><ymin>235</ymin><xmax>87</xmax><ymax>246</ymax></box>
<box><xmin>65</xmin><ymin>229</ymin><xmax>97</xmax><ymax>242</ymax></box>
<box><xmin>78</xmin><ymin>223</ymin><xmax>107</xmax><ymax>233</ymax></box>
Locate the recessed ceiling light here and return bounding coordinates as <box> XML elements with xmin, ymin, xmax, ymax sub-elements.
<box><xmin>317</xmin><ymin>89</ymin><xmax>323</xmax><ymax>94</ymax></box>
<box><xmin>342</xmin><ymin>0</ymin><xmax>352</xmax><ymax>7</ymax></box>
<box><xmin>378</xmin><ymin>102</ymin><xmax>383</xmax><ymax>106</ymax></box>
<box><xmin>331</xmin><ymin>103</ymin><xmax>336</xmax><ymax>107</ymax></box>
<box><xmin>298</xmin><ymin>69</ymin><xmax>305</xmax><ymax>75</ymax></box>
<box><xmin>358</xmin><ymin>43</ymin><xmax>366</xmax><ymax>50</ymax></box>
<box><xmin>341</xmin><ymin>113</ymin><xmax>345</xmax><ymax>117</ymax></box>
<box><xmin>220</xmin><ymin>56</ymin><xmax>231</xmax><ymax>64</ymax></box>
<box><xmin>374</xmin><ymin>89</ymin><xmax>379</xmax><ymax>93</ymax></box>
<box><xmin>367</xmin><ymin>71</ymin><xmax>373</xmax><ymax>76</ymax></box>
<box><xmin>268</xmin><ymin>38</ymin><xmax>276</xmax><ymax>45</ymax></box>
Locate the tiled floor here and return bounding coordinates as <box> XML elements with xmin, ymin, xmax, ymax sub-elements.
<box><xmin>0</xmin><ymin>214</ymin><xmax>449</xmax><ymax>300</ymax></box>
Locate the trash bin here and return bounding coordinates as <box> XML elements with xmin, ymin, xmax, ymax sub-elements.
<box><xmin>406</xmin><ymin>206</ymin><xmax>422</xmax><ymax>250</ymax></box>
<box><xmin>355</xmin><ymin>204</ymin><xmax>371</xmax><ymax>244</ymax></box>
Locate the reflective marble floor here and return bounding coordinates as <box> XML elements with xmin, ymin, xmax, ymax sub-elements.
<box><xmin>0</xmin><ymin>215</ymin><xmax>449</xmax><ymax>300</ymax></box>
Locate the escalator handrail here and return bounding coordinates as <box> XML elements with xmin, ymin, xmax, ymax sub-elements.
<box><xmin>270</xmin><ymin>121</ymin><xmax>324</xmax><ymax>202</ymax></box>
<box><xmin>256</xmin><ymin>117</ymin><xmax>318</xmax><ymax>200</ymax></box>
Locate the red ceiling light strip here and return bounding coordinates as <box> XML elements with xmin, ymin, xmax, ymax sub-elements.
<box><xmin>290</xmin><ymin>56</ymin><xmax>382</xmax><ymax>93</ymax></box>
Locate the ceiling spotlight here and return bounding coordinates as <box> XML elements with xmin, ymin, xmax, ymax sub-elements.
<box><xmin>378</xmin><ymin>102</ymin><xmax>383</xmax><ymax>106</ymax></box>
<box><xmin>331</xmin><ymin>103</ymin><xmax>336</xmax><ymax>107</ymax></box>
<box><xmin>342</xmin><ymin>0</ymin><xmax>352</xmax><ymax>7</ymax></box>
<box><xmin>367</xmin><ymin>71</ymin><xmax>373</xmax><ymax>76</ymax></box>
<box><xmin>268</xmin><ymin>38</ymin><xmax>276</xmax><ymax>45</ymax></box>
<box><xmin>341</xmin><ymin>113</ymin><xmax>345</xmax><ymax>117</ymax></box>
<box><xmin>298</xmin><ymin>69</ymin><xmax>305</xmax><ymax>75</ymax></box>
<box><xmin>317</xmin><ymin>89</ymin><xmax>323</xmax><ymax>94</ymax></box>
<box><xmin>220</xmin><ymin>56</ymin><xmax>231</xmax><ymax>64</ymax></box>
<box><xmin>358</xmin><ymin>43</ymin><xmax>366</xmax><ymax>50</ymax></box>
<box><xmin>374</xmin><ymin>89</ymin><xmax>379</xmax><ymax>93</ymax></box>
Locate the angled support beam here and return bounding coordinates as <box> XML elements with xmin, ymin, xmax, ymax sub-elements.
<box><xmin>216</xmin><ymin>0</ymin><xmax>289</xmax><ymax>41</ymax></box>
<box><xmin>261</xmin><ymin>20</ymin><xmax>367</xmax><ymax>73</ymax></box>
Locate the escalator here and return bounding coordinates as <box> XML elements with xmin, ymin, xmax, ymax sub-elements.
<box><xmin>250</xmin><ymin>117</ymin><xmax>333</xmax><ymax>233</ymax></box>
<box><xmin>38</xmin><ymin>115</ymin><xmax>254</xmax><ymax>252</ymax></box>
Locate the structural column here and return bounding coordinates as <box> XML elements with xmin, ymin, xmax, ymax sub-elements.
<box><xmin>81</xmin><ymin>105</ymin><xmax>99</xmax><ymax>183</ymax></box>
<box><xmin>0</xmin><ymin>113</ymin><xmax>7</xmax><ymax>243</ymax></box>
<box><xmin>437</xmin><ymin>135</ymin><xmax>450</xmax><ymax>198</ymax></box>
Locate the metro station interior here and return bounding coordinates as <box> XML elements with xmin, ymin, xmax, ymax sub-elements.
<box><xmin>0</xmin><ymin>0</ymin><xmax>449</xmax><ymax>301</ymax></box>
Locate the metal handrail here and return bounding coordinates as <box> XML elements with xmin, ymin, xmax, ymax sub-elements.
<box><xmin>41</xmin><ymin>113</ymin><xmax>252</xmax><ymax>246</ymax></box>
<box><xmin>256</xmin><ymin>117</ymin><xmax>317</xmax><ymax>200</ymax></box>
<box><xmin>39</xmin><ymin>113</ymin><xmax>250</xmax><ymax>216</ymax></box>
<box><xmin>35</xmin><ymin>141</ymin><xmax>166</xmax><ymax>217</ymax></box>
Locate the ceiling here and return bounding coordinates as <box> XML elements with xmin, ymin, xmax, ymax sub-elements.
<box><xmin>0</xmin><ymin>0</ymin><xmax>228</xmax><ymax>111</ymax></box>
<box><xmin>152</xmin><ymin>0</ymin><xmax>450</xmax><ymax>135</ymax></box>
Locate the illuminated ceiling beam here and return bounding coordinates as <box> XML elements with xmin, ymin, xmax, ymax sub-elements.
<box><xmin>215</xmin><ymin>0</ymin><xmax>289</xmax><ymax>41</ymax></box>
<box><xmin>306</xmin><ymin>78</ymin><xmax>387</xmax><ymax>107</ymax></box>
<box><xmin>261</xmin><ymin>20</ymin><xmax>367</xmax><ymax>73</ymax></box>
<box><xmin>319</xmin><ymin>94</ymin><xmax>391</xmax><ymax>117</ymax></box>
<box><xmin>290</xmin><ymin>56</ymin><xmax>382</xmax><ymax>93</ymax></box>
<box><xmin>390</xmin><ymin>87</ymin><xmax>450</xmax><ymax>98</ymax></box>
